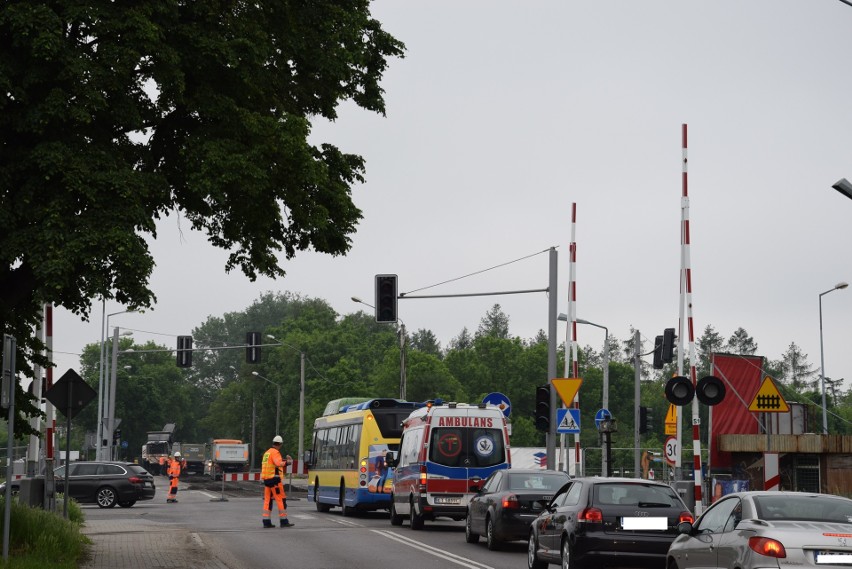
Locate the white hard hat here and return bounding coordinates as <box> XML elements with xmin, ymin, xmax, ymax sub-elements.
<box><xmin>272</xmin><ymin>435</ymin><xmax>283</xmax><ymax>444</ymax></box>
<box><xmin>174</xmin><ymin>451</ymin><xmax>181</xmax><ymax>457</ymax></box>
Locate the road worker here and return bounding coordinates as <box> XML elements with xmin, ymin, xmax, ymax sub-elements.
<box><xmin>260</xmin><ymin>435</ymin><xmax>293</xmax><ymax>528</ymax></box>
<box><xmin>166</xmin><ymin>451</ymin><xmax>181</xmax><ymax>503</ymax></box>
<box><xmin>158</xmin><ymin>454</ymin><xmax>167</xmax><ymax>476</ymax></box>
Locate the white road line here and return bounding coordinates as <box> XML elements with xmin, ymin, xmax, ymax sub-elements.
<box><xmin>330</xmin><ymin>518</ymin><xmax>362</xmax><ymax>527</ymax></box>
<box><xmin>372</xmin><ymin>530</ymin><xmax>494</xmax><ymax>569</ymax></box>
<box><xmin>195</xmin><ymin>491</ymin><xmax>218</xmax><ymax>499</ymax></box>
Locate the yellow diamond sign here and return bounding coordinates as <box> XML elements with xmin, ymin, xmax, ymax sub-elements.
<box><xmin>551</xmin><ymin>378</ymin><xmax>582</xmax><ymax>407</ymax></box>
<box><xmin>748</xmin><ymin>376</ymin><xmax>789</xmax><ymax>413</ymax></box>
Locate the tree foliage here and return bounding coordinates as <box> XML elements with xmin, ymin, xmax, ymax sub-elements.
<box><xmin>0</xmin><ymin>0</ymin><xmax>404</xmax><ymax>428</ymax></box>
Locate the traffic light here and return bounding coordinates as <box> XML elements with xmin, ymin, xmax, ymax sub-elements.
<box><xmin>176</xmin><ymin>335</ymin><xmax>193</xmax><ymax>368</ymax></box>
<box><xmin>662</xmin><ymin>328</ymin><xmax>676</xmax><ymax>363</ymax></box>
<box><xmin>246</xmin><ymin>331</ymin><xmax>261</xmax><ymax>364</ymax></box>
<box><xmin>375</xmin><ymin>274</ymin><xmax>398</xmax><ymax>323</ymax></box>
<box><xmin>534</xmin><ymin>385</ymin><xmax>551</xmax><ymax>432</ymax></box>
<box><xmin>639</xmin><ymin>406</ymin><xmax>653</xmax><ymax>434</ymax></box>
<box><xmin>652</xmin><ymin>335</ymin><xmax>664</xmax><ymax>369</ymax></box>
<box><xmin>665</xmin><ymin>375</ymin><xmax>695</xmax><ymax>405</ymax></box>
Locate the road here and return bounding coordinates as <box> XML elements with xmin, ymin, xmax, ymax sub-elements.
<box><xmin>81</xmin><ymin>475</ymin><xmax>530</xmax><ymax>569</ymax></box>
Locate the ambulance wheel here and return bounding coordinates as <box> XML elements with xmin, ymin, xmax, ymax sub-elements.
<box><xmin>409</xmin><ymin>497</ymin><xmax>424</xmax><ymax>530</ymax></box>
<box><xmin>390</xmin><ymin>496</ymin><xmax>404</xmax><ymax>526</ymax></box>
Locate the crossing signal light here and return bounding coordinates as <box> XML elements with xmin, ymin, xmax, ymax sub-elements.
<box><xmin>662</xmin><ymin>328</ymin><xmax>676</xmax><ymax>363</ymax></box>
<box><xmin>653</xmin><ymin>335</ymin><xmax>664</xmax><ymax>369</ymax></box>
<box><xmin>696</xmin><ymin>375</ymin><xmax>726</xmax><ymax>406</ymax></box>
<box><xmin>375</xmin><ymin>274</ymin><xmax>398</xmax><ymax>323</ymax></box>
<box><xmin>534</xmin><ymin>385</ymin><xmax>551</xmax><ymax>432</ymax></box>
<box><xmin>639</xmin><ymin>406</ymin><xmax>653</xmax><ymax>434</ymax></box>
<box><xmin>246</xmin><ymin>331</ymin><xmax>261</xmax><ymax>364</ymax></box>
<box><xmin>665</xmin><ymin>376</ymin><xmax>695</xmax><ymax>406</ymax></box>
<box><xmin>176</xmin><ymin>335</ymin><xmax>193</xmax><ymax>368</ymax></box>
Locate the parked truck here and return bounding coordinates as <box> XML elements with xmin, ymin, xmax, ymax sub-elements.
<box><xmin>205</xmin><ymin>439</ymin><xmax>250</xmax><ymax>481</ymax></box>
<box><xmin>141</xmin><ymin>423</ymin><xmax>176</xmax><ymax>475</ymax></box>
<box><xmin>172</xmin><ymin>442</ymin><xmax>208</xmax><ymax>475</ymax></box>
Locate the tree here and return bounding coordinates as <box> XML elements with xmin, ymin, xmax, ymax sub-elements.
<box><xmin>476</xmin><ymin>304</ymin><xmax>510</xmax><ymax>339</ymax></box>
<box><xmin>410</xmin><ymin>329</ymin><xmax>442</xmax><ymax>358</ymax></box>
<box><xmin>0</xmin><ymin>2</ymin><xmax>404</xmax><ymax>421</ymax></box>
<box><xmin>697</xmin><ymin>325</ymin><xmax>725</xmax><ymax>377</ymax></box>
<box><xmin>728</xmin><ymin>327</ymin><xmax>758</xmax><ymax>356</ymax></box>
<box><xmin>776</xmin><ymin>342</ymin><xmax>817</xmax><ymax>391</ymax></box>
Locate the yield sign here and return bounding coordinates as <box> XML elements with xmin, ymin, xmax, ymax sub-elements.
<box><xmin>551</xmin><ymin>378</ymin><xmax>582</xmax><ymax>406</ymax></box>
<box><xmin>748</xmin><ymin>376</ymin><xmax>789</xmax><ymax>413</ymax></box>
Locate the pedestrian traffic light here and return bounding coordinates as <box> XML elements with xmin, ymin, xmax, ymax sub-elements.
<box><xmin>661</xmin><ymin>328</ymin><xmax>676</xmax><ymax>363</ymax></box>
<box><xmin>639</xmin><ymin>406</ymin><xmax>653</xmax><ymax>434</ymax></box>
<box><xmin>246</xmin><ymin>331</ymin><xmax>261</xmax><ymax>364</ymax></box>
<box><xmin>534</xmin><ymin>385</ymin><xmax>551</xmax><ymax>432</ymax></box>
<box><xmin>375</xmin><ymin>274</ymin><xmax>398</xmax><ymax>323</ymax></box>
<box><xmin>652</xmin><ymin>335</ymin><xmax>664</xmax><ymax>369</ymax></box>
<box><xmin>176</xmin><ymin>335</ymin><xmax>193</xmax><ymax>368</ymax></box>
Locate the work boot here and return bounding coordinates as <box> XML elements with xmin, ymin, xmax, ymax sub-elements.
<box><xmin>280</xmin><ymin>519</ymin><xmax>294</xmax><ymax>527</ymax></box>
<box><xmin>263</xmin><ymin>519</ymin><xmax>274</xmax><ymax>529</ymax></box>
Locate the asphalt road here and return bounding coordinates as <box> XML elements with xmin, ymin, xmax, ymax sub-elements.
<box><xmin>81</xmin><ymin>475</ymin><xmax>530</xmax><ymax>569</ymax></box>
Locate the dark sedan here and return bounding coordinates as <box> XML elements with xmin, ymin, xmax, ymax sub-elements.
<box><xmin>466</xmin><ymin>469</ymin><xmax>571</xmax><ymax>550</ymax></box>
<box><xmin>55</xmin><ymin>461</ymin><xmax>156</xmax><ymax>508</ymax></box>
<box><xmin>527</xmin><ymin>476</ymin><xmax>694</xmax><ymax>569</ymax></box>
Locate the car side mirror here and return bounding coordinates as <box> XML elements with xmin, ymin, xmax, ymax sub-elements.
<box><xmin>676</xmin><ymin>521</ymin><xmax>694</xmax><ymax>535</ymax></box>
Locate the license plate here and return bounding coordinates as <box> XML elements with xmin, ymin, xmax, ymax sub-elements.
<box><xmin>816</xmin><ymin>552</ymin><xmax>852</xmax><ymax>564</ymax></box>
<box><xmin>621</xmin><ymin>517</ymin><xmax>667</xmax><ymax>530</ymax></box>
<box><xmin>434</xmin><ymin>496</ymin><xmax>461</xmax><ymax>505</ymax></box>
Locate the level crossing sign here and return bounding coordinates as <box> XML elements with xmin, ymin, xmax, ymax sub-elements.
<box><xmin>556</xmin><ymin>408</ymin><xmax>580</xmax><ymax>434</ymax></box>
<box><xmin>748</xmin><ymin>376</ymin><xmax>789</xmax><ymax>412</ymax></box>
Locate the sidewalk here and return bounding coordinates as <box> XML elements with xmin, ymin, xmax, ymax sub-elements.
<box><xmin>79</xmin><ymin>478</ymin><xmax>308</xmax><ymax>569</ymax></box>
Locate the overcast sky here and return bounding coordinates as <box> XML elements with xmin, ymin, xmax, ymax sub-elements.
<box><xmin>51</xmin><ymin>1</ymin><xmax>852</xmax><ymax>401</ymax></box>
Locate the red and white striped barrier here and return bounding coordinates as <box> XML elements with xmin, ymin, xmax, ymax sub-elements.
<box><xmin>219</xmin><ymin>461</ymin><xmax>306</xmax><ymax>482</ymax></box>
<box><xmin>764</xmin><ymin>452</ymin><xmax>780</xmax><ymax>491</ymax></box>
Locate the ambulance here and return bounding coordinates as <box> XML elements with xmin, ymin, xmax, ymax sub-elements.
<box><xmin>386</xmin><ymin>401</ymin><xmax>511</xmax><ymax>529</ymax></box>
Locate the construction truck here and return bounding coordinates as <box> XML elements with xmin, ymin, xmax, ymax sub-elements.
<box><xmin>141</xmin><ymin>423</ymin><xmax>176</xmax><ymax>475</ymax></box>
<box><xmin>205</xmin><ymin>439</ymin><xmax>250</xmax><ymax>481</ymax></box>
<box><xmin>172</xmin><ymin>442</ymin><xmax>207</xmax><ymax>475</ymax></box>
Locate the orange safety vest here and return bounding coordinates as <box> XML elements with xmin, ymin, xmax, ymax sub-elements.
<box><xmin>261</xmin><ymin>447</ymin><xmax>286</xmax><ymax>480</ymax></box>
<box><xmin>168</xmin><ymin>458</ymin><xmax>181</xmax><ymax>477</ymax></box>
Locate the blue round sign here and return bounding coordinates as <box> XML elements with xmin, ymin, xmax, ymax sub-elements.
<box><xmin>595</xmin><ymin>408</ymin><xmax>612</xmax><ymax>429</ymax></box>
<box><xmin>482</xmin><ymin>392</ymin><xmax>511</xmax><ymax>417</ymax></box>
<box><xmin>121</xmin><ymin>440</ymin><xmax>129</xmax><ymax>448</ymax></box>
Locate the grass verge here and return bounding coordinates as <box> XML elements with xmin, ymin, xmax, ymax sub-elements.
<box><xmin>0</xmin><ymin>496</ymin><xmax>88</xmax><ymax>569</ymax></box>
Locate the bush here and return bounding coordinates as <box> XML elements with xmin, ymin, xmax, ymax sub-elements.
<box><xmin>0</xmin><ymin>496</ymin><xmax>89</xmax><ymax>569</ymax></box>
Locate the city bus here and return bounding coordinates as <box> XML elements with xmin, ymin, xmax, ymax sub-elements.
<box><xmin>306</xmin><ymin>398</ymin><xmax>423</xmax><ymax>515</ymax></box>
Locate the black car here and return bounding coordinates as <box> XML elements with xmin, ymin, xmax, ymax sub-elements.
<box><xmin>54</xmin><ymin>461</ymin><xmax>156</xmax><ymax>508</ymax></box>
<box><xmin>466</xmin><ymin>469</ymin><xmax>571</xmax><ymax>550</ymax></box>
<box><xmin>527</xmin><ymin>476</ymin><xmax>694</xmax><ymax>569</ymax></box>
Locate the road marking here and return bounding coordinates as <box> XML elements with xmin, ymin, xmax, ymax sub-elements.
<box><xmin>330</xmin><ymin>518</ymin><xmax>362</xmax><ymax>528</ymax></box>
<box><xmin>372</xmin><ymin>530</ymin><xmax>494</xmax><ymax>569</ymax></box>
<box><xmin>195</xmin><ymin>491</ymin><xmax>219</xmax><ymax>499</ymax></box>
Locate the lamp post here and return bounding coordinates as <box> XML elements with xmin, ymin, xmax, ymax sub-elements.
<box><xmin>230</xmin><ymin>365</ymin><xmax>257</xmax><ymax>470</ymax></box>
<box><xmin>252</xmin><ymin>371</ymin><xmax>281</xmax><ymax>435</ymax></box>
<box><xmin>97</xmin><ymin>308</ymin><xmax>134</xmax><ymax>461</ymax></box>
<box><xmin>352</xmin><ymin>296</ymin><xmax>407</xmax><ymax>400</ymax></box>
<box><xmin>819</xmin><ymin>281</ymin><xmax>848</xmax><ymax>434</ymax></box>
<box><xmin>265</xmin><ymin>335</ymin><xmax>306</xmax><ymax>469</ymax></box>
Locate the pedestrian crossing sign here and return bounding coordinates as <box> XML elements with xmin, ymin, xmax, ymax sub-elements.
<box><xmin>556</xmin><ymin>408</ymin><xmax>581</xmax><ymax>434</ymax></box>
<box><xmin>748</xmin><ymin>376</ymin><xmax>789</xmax><ymax>413</ymax></box>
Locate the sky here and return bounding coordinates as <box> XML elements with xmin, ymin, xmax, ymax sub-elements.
<box><xmin>50</xmin><ymin>1</ymin><xmax>852</xmax><ymax>402</ymax></box>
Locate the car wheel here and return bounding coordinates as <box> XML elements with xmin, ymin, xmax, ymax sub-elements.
<box><xmin>409</xmin><ymin>498</ymin><xmax>424</xmax><ymax>530</ymax></box>
<box><xmin>465</xmin><ymin>510</ymin><xmax>480</xmax><ymax>543</ymax></box>
<box><xmin>528</xmin><ymin>530</ymin><xmax>547</xmax><ymax>569</ymax></box>
<box><xmin>668</xmin><ymin>559</ymin><xmax>680</xmax><ymax>569</ymax></box>
<box><xmin>390</xmin><ymin>496</ymin><xmax>404</xmax><ymax>526</ymax></box>
<box><xmin>118</xmin><ymin>500</ymin><xmax>136</xmax><ymax>508</ymax></box>
<box><xmin>486</xmin><ymin>516</ymin><xmax>500</xmax><ymax>550</ymax></box>
<box><xmin>96</xmin><ymin>486</ymin><xmax>118</xmax><ymax>508</ymax></box>
<box><xmin>561</xmin><ymin>537</ymin><xmax>576</xmax><ymax>569</ymax></box>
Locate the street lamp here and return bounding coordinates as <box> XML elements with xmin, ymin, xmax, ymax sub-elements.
<box><xmin>819</xmin><ymin>281</ymin><xmax>848</xmax><ymax>434</ymax></box>
<box><xmin>251</xmin><ymin>371</ymin><xmax>281</xmax><ymax>435</ymax></box>
<box><xmin>98</xmin><ymin>308</ymin><xmax>135</xmax><ymax>461</ymax></box>
<box><xmin>265</xmin><ymin>335</ymin><xmax>306</xmax><ymax>469</ymax></box>
<box><xmin>352</xmin><ymin>296</ymin><xmax>407</xmax><ymax>400</ymax></box>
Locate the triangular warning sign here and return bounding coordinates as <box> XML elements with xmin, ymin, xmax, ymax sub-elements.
<box><xmin>748</xmin><ymin>376</ymin><xmax>789</xmax><ymax>413</ymax></box>
<box><xmin>551</xmin><ymin>378</ymin><xmax>582</xmax><ymax>406</ymax></box>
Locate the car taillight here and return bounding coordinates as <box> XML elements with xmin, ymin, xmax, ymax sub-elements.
<box><xmin>128</xmin><ymin>477</ymin><xmax>142</xmax><ymax>484</ymax></box>
<box><xmin>578</xmin><ymin>507</ymin><xmax>603</xmax><ymax>523</ymax></box>
<box><xmin>679</xmin><ymin>511</ymin><xmax>694</xmax><ymax>524</ymax></box>
<box><xmin>748</xmin><ymin>536</ymin><xmax>786</xmax><ymax>558</ymax></box>
<box><xmin>502</xmin><ymin>494</ymin><xmax>520</xmax><ymax>509</ymax></box>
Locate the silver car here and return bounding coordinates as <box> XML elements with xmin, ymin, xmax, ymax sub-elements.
<box><xmin>667</xmin><ymin>491</ymin><xmax>852</xmax><ymax>569</ymax></box>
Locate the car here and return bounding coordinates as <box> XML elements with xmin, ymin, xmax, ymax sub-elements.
<box><xmin>667</xmin><ymin>490</ymin><xmax>852</xmax><ymax>569</ymax></box>
<box><xmin>466</xmin><ymin>469</ymin><xmax>571</xmax><ymax>550</ymax></box>
<box><xmin>54</xmin><ymin>461</ymin><xmax>156</xmax><ymax>508</ymax></box>
<box><xmin>527</xmin><ymin>476</ymin><xmax>694</xmax><ymax>569</ymax></box>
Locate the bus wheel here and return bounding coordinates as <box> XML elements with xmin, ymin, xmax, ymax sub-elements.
<box><xmin>340</xmin><ymin>483</ymin><xmax>356</xmax><ymax>516</ymax></box>
<box><xmin>389</xmin><ymin>495</ymin><xmax>404</xmax><ymax>526</ymax></box>
<box><xmin>409</xmin><ymin>497</ymin><xmax>424</xmax><ymax>530</ymax></box>
<box><xmin>315</xmin><ymin>480</ymin><xmax>330</xmax><ymax>513</ymax></box>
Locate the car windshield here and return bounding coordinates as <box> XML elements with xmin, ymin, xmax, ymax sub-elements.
<box><xmin>508</xmin><ymin>473</ymin><xmax>568</xmax><ymax>491</ymax></box>
<box><xmin>754</xmin><ymin>495</ymin><xmax>852</xmax><ymax>523</ymax></box>
<box><xmin>594</xmin><ymin>483</ymin><xmax>681</xmax><ymax>507</ymax></box>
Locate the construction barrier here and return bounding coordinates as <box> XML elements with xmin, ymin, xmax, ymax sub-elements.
<box><xmin>221</xmin><ymin>460</ymin><xmax>306</xmax><ymax>482</ymax></box>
